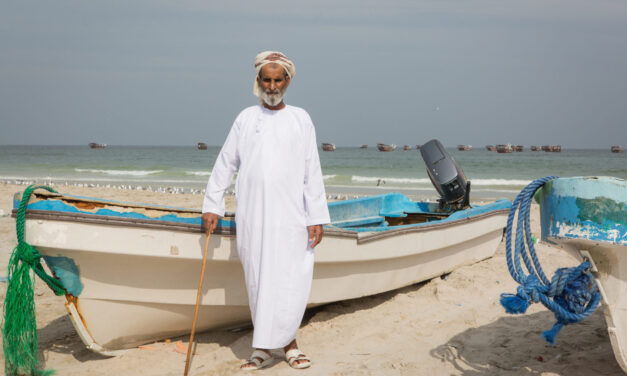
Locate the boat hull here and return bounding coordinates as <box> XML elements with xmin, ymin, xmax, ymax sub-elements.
<box><xmin>537</xmin><ymin>176</ymin><xmax>627</xmax><ymax>372</ymax></box>
<box><xmin>18</xmin><ymin>193</ymin><xmax>510</xmax><ymax>354</ymax></box>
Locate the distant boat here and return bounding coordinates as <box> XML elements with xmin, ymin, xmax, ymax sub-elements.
<box><xmin>514</xmin><ymin>145</ymin><xmax>524</xmax><ymax>152</ymax></box>
<box><xmin>403</xmin><ymin>145</ymin><xmax>412</xmax><ymax>151</ymax></box>
<box><xmin>541</xmin><ymin>145</ymin><xmax>551</xmax><ymax>152</ymax></box>
<box><xmin>530</xmin><ymin>145</ymin><xmax>540</xmax><ymax>151</ymax></box>
<box><xmin>197</xmin><ymin>142</ymin><xmax>208</xmax><ymax>150</ymax></box>
<box><xmin>377</xmin><ymin>143</ymin><xmax>396</xmax><ymax>152</ymax></box>
<box><xmin>551</xmin><ymin>145</ymin><xmax>562</xmax><ymax>152</ymax></box>
<box><xmin>496</xmin><ymin>144</ymin><xmax>513</xmax><ymax>153</ymax></box>
<box><xmin>88</xmin><ymin>143</ymin><xmax>106</xmax><ymax>149</ymax></box>
<box><xmin>485</xmin><ymin>145</ymin><xmax>496</xmax><ymax>151</ymax></box>
<box><xmin>611</xmin><ymin>146</ymin><xmax>623</xmax><ymax>153</ymax></box>
<box><xmin>457</xmin><ymin>145</ymin><xmax>472</xmax><ymax>151</ymax></box>
<box><xmin>359</xmin><ymin>144</ymin><xmax>368</xmax><ymax>149</ymax></box>
<box><xmin>415</xmin><ymin>145</ymin><xmax>421</xmax><ymax>150</ymax></box>
<box><xmin>321</xmin><ymin>143</ymin><xmax>336</xmax><ymax>151</ymax></box>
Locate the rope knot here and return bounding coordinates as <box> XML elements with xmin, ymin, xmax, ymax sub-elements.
<box><xmin>17</xmin><ymin>242</ymin><xmax>41</xmax><ymax>266</ymax></box>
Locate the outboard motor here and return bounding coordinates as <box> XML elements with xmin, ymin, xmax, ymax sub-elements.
<box><xmin>420</xmin><ymin>139</ymin><xmax>471</xmax><ymax>210</ymax></box>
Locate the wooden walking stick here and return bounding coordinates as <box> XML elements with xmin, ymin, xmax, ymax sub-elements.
<box><xmin>184</xmin><ymin>232</ymin><xmax>211</xmax><ymax>376</ymax></box>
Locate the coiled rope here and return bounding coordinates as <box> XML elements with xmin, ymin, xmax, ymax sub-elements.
<box><xmin>500</xmin><ymin>176</ymin><xmax>602</xmax><ymax>344</ymax></box>
<box><xmin>2</xmin><ymin>185</ymin><xmax>66</xmax><ymax>376</ymax></box>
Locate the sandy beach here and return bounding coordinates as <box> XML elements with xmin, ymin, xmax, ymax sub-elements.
<box><xmin>0</xmin><ymin>183</ymin><xmax>622</xmax><ymax>375</ymax></box>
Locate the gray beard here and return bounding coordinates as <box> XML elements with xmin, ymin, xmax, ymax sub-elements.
<box><xmin>260</xmin><ymin>88</ymin><xmax>286</xmax><ymax>107</ymax></box>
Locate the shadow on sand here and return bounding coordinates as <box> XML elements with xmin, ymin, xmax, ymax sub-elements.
<box><xmin>430</xmin><ymin>310</ymin><xmax>622</xmax><ymax>376</ymax></box>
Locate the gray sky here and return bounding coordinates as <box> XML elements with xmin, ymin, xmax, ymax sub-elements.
<box><xmin>1</xmin><ymin>0</ymin><xmax>626</xmax><ymax>148</ymax></box>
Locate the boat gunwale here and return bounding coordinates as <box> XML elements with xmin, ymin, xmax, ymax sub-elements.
<box><xmin>13</xmin><ymin>207</ymin><xmax>510</xmax><ymax>243</ymax></box>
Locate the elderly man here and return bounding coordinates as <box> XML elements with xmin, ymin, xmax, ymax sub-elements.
<box><xmin>201</xmin><ymin>51</ymin><xmax>330</xmax><ymax>371</ymax></box>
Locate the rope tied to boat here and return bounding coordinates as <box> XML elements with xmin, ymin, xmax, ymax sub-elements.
<box><xmin>3</xmin><ymin>184</ymin><xmax>65</xmax><ymax>376</ymax></box>
<box><xmin>500</xmin><ymin>176</ymin><xmax>602</xmax><ymax>345</ymax></box>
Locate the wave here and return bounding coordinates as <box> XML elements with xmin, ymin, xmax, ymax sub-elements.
<box><xmin>351</xmin><ymin>176</ymin><xmax>431</xmax><ymax>184</ymax></box>
<box><xmin>350</xmin><ymin>175</ymin><xmax>530</xmax><ymax>186</ymax></box>
<box><xmin>185</xmin><ymin>171</ymin><xmax>211</xmax><ymax>176</ymax></box>
<box><xmin>75</xmin><ymin>169</ymin><xmax>163</xmax><ymax>176</ymax></box>
<box><xmin>322</xmin><ymin>174</ymin><xmax>337</xmax><ymax>180</ymax></box>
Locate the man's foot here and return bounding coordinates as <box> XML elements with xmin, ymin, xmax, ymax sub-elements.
<box><xmin>240</xmin><ymin>349</ymin><xmax>272</xmax><ymax>371</ymax></box>
<box><xmin>285</xmin><ymin>349</ymin><xmax>311</xmax><ymax>369</ymax></box>
<box><xmin>283</xmin><ymin>340</ymin><xmax>311</xmax><ymax>369</ymax></box>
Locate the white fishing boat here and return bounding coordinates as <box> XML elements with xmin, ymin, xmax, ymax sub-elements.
<box><xmin>12</xmin><ymin>189</ymin><xmax>510</xmax><ymax>355</ymax></box>
<box><xmin>535</xmin><ymin>176</ymin><xmax>627</xmax><ymax>372</ymax></box>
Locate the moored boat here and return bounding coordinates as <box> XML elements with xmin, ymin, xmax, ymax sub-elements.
<box><xmin>457</xmin><ymin>145</ymin><xmax>472</xmax><ymax>151</ymax></box>
<box><xmin>514</xmin><ymin>145</ymin><xmax>524</xmax><ymax>152</ymax></box>
<box><xmin>403</xmin><ymin>145</ymin><xmax>412</xmax><ymax>151</ymax></box>
<box><xmin>530</xmin><ymin>145</ymin><xmax>540</xmax><ymax>151</ymax></box>
<box><xmin>11</xmin><ymin>188</ymin><xmax>511</xmax><ymax>355</ymax></box>
<box><xmin>535</xmin><ymin>176</ymin><xmax>627</xmax><ymax>372</ymax></box>
<box><xmin>359</xmin><ymin>144</ymin><xmax>368</xmax><ymax>149</ymax></box>
<box><xmin>495</xmin><ymin>144</ymin><xmax>513</xmax><ymax>153</ymax></box>
<box><xmin>611</xmin><ymin>146</ymin><xmax>623</xmax><ymax>153</ymax></box>
<box><xmin>377</xmin><ymin>143</ymin><xmax>396</xmax><ymax>152</ymax></box>
<box><xmin>551</xmin><ymin>145</ymin><xmax>562</xmax><ymax>152</ymax></box>
<box><xmin>485</xmin><ymin>145</ymin><xmax>496</xmax><ymax>151</ymax></box>
<box><xmin>321</xmin><ymin>143</ymin><xmax>336</xmax><ymax>151</ymax></box>
<box><xmin>197</xmin><ymin>142</ymin><xmax>208</xmax><ymax>150</ymax></box>
<box><xmin>88</xmin><ymin>143</ymin><xmax>106</xmax><ymax>149</ymax></box>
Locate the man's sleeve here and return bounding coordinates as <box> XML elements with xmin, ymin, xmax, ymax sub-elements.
<box><xmin>202</xmin><ymin>120</ymin><xmax>240</xmax><ymax>217</ymax></box>
<box><xmin>303</xmin><ymin>123</ymin><xmax>331</xmax><ymax>226</ymax></box>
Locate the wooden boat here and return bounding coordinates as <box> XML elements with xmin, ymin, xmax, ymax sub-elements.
<box><xmin>197</xmin><ymin>142</ymin><xmax>208</xmax><ymax>150</ymax></box>
<box><xmin>611</xmin><ymin>146</ymin><xmax>623</xmax><ymax>153</ymax></box>
<box><xmin>321</xmin><ymin>143</ymin><xmax>336</xmax><ymax>151</ymax></box>
<box><xmin>88</xmin><ymin>143</ymin><xmax>106</xmax><ymax>149</ymax></box>
<box><xmin>530</xmin><ymin>145</ymin><xmax>540</xmax><ymax>151</ymax></box>
<box><xmin>415</xmin><ymin>145</ymin><xmax>421</xmax><ymax>150</ymax></box>
<box><xmin>485</xmin><ymin>145</ymin><xmax>496</xmax><ymax>151</ymax></box>
<box><xmin>514</xmin><ymin>145</ymin><xmax>524</xmax><ymax>152</ymax></box>
<box><xmin>403</xmin><ymin>145</ymin><xmax>412</xmax><ymax>151</ymax></box>
<box><xmin>495</xmin><ymin>144</ymin><xmax>513</xmax><ymax>153</ymax></box>
<box><xmin>13</xmin><ymin>189</ymin><xmax>511</xmax><ymax>355</ymax></box>
<box><xmin>377</xmin><ymin>143</ymin><xmax>396</xmax><ymax>152</ymax></box>
<box><xmin>551</xmin><ymin>145</ymin><xmax>562</xmax><ymax>152</ymax></box>
<box><xmin>541</xmin><ymin>145</ymin><xmax>551</xmax><ymax>152</ymax></box>
<box><xmin>457</xmin><ymin>145</ymin><xmax>472</xmax><ymax>151</ymax></box>
<box><xmin>360</xmin><ymin>144</ymin><xmax>368</xmax><ymax>149</ymax></box>
<box><xmin>535</xmin><ymin>176</ymin><xmax>627</xmax><ymax>372</ymax></box>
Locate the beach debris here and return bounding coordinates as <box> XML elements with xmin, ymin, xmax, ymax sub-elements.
<box><xmin>138</xmin><ymin>345</ymin><xmax>155</xmax><ymax>350</ymax></box>
<box><xmin>174</xmin><ymin>341</ymin><xmax>187</xmax><ymax>354</ymax></box>
<box><xmin>536</xmin><ymin>356</ymin><xmax>544</xmax><ymax>362</ymax></box>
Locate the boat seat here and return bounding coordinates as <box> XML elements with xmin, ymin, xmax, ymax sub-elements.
<box><xmin>330</xmin><ymin>216</ymin><xmax>386</xmax><ymax>228</ymax></box>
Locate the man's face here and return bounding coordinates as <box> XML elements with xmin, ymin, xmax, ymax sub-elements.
<box><xmin>257</xmin><ymin>63</ymin><xmax>290</xmax><ymax>106</ymax></box>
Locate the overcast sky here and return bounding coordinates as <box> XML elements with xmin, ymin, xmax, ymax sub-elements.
<box><xmin>1</xmin><ymin>1</ymin><xmax>626</xmax><ymax>148</ymax></box>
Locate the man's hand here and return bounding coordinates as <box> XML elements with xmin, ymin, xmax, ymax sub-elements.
<box><xmin>202</xmin><ymin>213</ymin><xmax>219</xmax><ymax>235</ymax></box>
<box><xmin>308</xmin><ymin>225</ymin><xmax>324</xmax><ymax>248</ymax></box>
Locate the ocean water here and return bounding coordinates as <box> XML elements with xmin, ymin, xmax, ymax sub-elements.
<box><xmin>1</xmin><ymin>145</ymin><xmax>625</xmax><ymax>200</ymax></box>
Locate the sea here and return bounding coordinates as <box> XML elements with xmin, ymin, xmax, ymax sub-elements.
<box><xmin>1</xmin><ymin>145</ymin><xmax>625</xmax><ymax>201</ymax></box>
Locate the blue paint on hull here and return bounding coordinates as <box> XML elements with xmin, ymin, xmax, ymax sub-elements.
<box><xmin>536</xmin><ymin>177</ymin><xmax>627</xmax><ymax>245</ymax></box>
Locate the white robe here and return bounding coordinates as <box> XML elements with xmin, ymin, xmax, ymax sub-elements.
<box><xmin>202</xmin><ymin>104</ymin><xmax>330</xmax><ymax>349</ymax></box>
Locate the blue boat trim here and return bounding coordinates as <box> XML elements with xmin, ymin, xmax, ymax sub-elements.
<box><xmin>16</xmin><ymin>191</ymin><xmax>512</xmax><ymax>234</ymax></box>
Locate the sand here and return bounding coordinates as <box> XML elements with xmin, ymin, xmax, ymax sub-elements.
<box><xmin>0</xmin><ymin>183</ymin><xmax>622</xmax><ymax>375</ymax></box>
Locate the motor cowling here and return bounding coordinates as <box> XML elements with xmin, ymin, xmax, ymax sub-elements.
<box><xmin>420</xmin><ymin>139</ymin><xmax>470</xmax><ymax>209</ymax></box>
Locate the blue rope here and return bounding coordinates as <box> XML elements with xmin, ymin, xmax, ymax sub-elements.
<box><xmin>500</xmin><ymin>176</ymin><xmax>602</xmax><ymax>344</ymax></box>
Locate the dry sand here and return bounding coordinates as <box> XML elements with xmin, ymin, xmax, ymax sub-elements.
<box><xmin>0</xmin><ymin>183</ymin><xmax>622</xmax><ymax>375</ymax></box>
